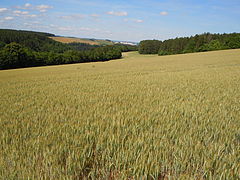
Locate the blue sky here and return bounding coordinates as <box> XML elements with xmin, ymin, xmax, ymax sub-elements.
<box><xmin>0</xmin><ymin>0</ymin><xmax>240</xmax><ymax>42</ymax></box>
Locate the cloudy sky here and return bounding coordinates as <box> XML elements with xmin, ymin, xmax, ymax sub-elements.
<box><xmin>0</xmin><ymin>0</ymin><xmax>240</xmax><ymax>42</ymax></box>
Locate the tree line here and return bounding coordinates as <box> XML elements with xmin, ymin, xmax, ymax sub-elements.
<box><xmin>0</xmin><ymin>29</ymin><xmax>100</xmax><ymax>52</ymax></box>
<box><xmin>0</xmin><ymin>29</ymin><xmax>137</xmax><ymax>70</ymax></box>
<box><xmin>138</xmin><ymin>32</ymin><xmax>240</xmax><ymax>55</ymax></box>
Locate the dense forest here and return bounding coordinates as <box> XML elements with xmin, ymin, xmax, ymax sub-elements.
<box><xmin>138</xmin><ymin>33</ymin><xmax>240</xmax><ymax>55</ymax></box>
<box><xmin>0</xmin><ymin>29</ymin><xmax>137</xmax><ymax>70</ymax></box>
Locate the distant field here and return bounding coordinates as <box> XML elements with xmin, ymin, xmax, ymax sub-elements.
<box><xmin>49</xmin><ymin>36</ymin><xmax>114</xmax><ymax>45</ymax></box>
<box><xmin>0</xmin><ymin>49</ymin><xmax>240</xmax><ymax>179</ymax></box>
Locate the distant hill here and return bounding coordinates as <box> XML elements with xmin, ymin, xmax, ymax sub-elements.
<box><xmin>0</xmin><ymin>29</ymin><xmax>104</xmax><ymax>52</ymax></box>
<box><xmin>50</xmin><ymin>36</ymin><xmax>114</xmax><ymax>45</ymax></box>
<box><xmin>0</xmin><ymin>29</ymin><xmax>55</xmax><ymax>38</ymax></box>
<box><xmin>50</xmin><ymin>36</ymin><xmax>139</xmax><ymax>46</ymax></box>
<box><xmin>0</xmin><ymin>29</ymin><xmax>137</xmax><ymax>70</ymax></box>
<box><xmin>0</xmin><ymin>29</ymin><xmax>136</xmax><ymax>47</ymax></box>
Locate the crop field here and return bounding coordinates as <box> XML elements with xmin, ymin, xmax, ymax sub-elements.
<box><xmin>0</xmin><ymin>49</ymin><xmax>240</xmax><ymax>179</ymax></box>
<box><xmin>49</xmin><ymin>36</ymin><xmax>114</xmax><ymax>45</ymax></box>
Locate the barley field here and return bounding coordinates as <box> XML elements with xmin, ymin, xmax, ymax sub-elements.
<box><xmin>0</xmin><ymin>49</ymin><xmax>240</xmax><ymax>179</ymax></box>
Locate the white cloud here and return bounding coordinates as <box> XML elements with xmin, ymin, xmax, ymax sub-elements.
<box><xmin>79</xmin><ymin>27</ymin><xmax>92</xmax><ymax>31</ymax></box>
<box><xmin>13</xmin><ymin>10</ymin><xmax>29</xmax><ymax>15</ymax></box>
<box><xmin>4</xmin><ymin>17</ymin><xmax>14</xmax><ymax>20</ymax></box>
<box><xmin>23</xmin><ymin>22</ymin><xmax>29</xmax><ymax>25</ymax></box>
<box><xmin>36</xmin><ymin>5</ymin><xmax>53</xmax><ymax>13</ymax></box>
<box><xmin>124</xmin><ymin>18</ymin><xmax>144</xmax><ymax>23</ymax></box>
<box><xmin>60</xmin><ymin>14</ymin><xmax>85</xmax><ymax>20</ymax></box>
<box><xmin>13</xmin><ymin>10</ymin><xmax>37</xmax><ymax>18</ymax></box>
<box><xmin>160</xmin><ymin>11</ymin><xmax>168</xmax><ymax>16</ymax></box>
<box><xmin>15</xmin><ymin>3</ymin><xmax>32</xmax><ymax>10</ymax></box>
<box><xmin>107</xmin><ymin>11</ymin><xmax>128</xmax><ymax>16</ymax></box>
<box><xmin>25</xmin><ymin>3</ymin><xmax>31</xmax><ymax>8</ymax></box>
<box><xmin>39</xmin><ymin>9</ymin><xmax>47</xmax><ymax>13</ymax></box>
<box><xmin>90</xmin><ymin>14</ymin><xmax>100</xmax><ymax>18</ymax></box>
<box><xmin>61</xmin><ymin>13</ymin><xmax>100</xmax><ymax>20</ymax></box>
<box><xmin>135</xmin><ymin>19</ymin><xmax>144</xmax><ymax>23</ymax></box>
<box><xmin>15</xmin><ymin>4</ymin><xmax>52</xmax><ymax>13</ymax></box>
<box><xmin>57</xmin><ymin>26</ymin><xmax>73</xmax><ymax>31</ymax></box>
<box><xmin>26</xmin><ymin>14</ymin><xmax>37</xmax><ymax>18</ymax></box>
<box><xmin>0</xmin><ymin>8</ymin><xmax>8</xmax><ymax>12</ymax></box>
<box><xmin>49</xmin><ymin>25</ymin><xmax>95</xmax><ymax>33</ymax></box>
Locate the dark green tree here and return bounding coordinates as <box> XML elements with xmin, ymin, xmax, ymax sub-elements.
<box><xmin>139</xmin><ymin>40</ymin><xmax>162</xmax><ymax>54</ymax></box>
<box><xmin>0</xmin><ymin>42</ymin><xmax>31</xmax><ymax>69</ymax></box>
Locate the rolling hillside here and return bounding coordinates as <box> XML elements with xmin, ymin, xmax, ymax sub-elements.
<box><xmin>50</xmin><ymin>36</ymin><xmax>114</xmax><ymax>45</ymax></box>
<box><xmin>0</xmin><ymin>49</ymin><xmax>240</xmax><ymax>179</ymax></box>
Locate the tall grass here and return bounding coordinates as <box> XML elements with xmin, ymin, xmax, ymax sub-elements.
<box><xmin>0</xmin><ymin>49</ymin><xmax>240</xmax><ymax>179</ymax></box>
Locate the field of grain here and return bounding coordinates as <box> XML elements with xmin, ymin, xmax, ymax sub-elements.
<box><xmin>0</xmin><ymin>49</ymin><xmax>240</xmax><ymax>179</ymax></box>
<box><xmin>49</xmin><ymin>36</ymin><xmax>114</xmax><ymax>45</ymax></box>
